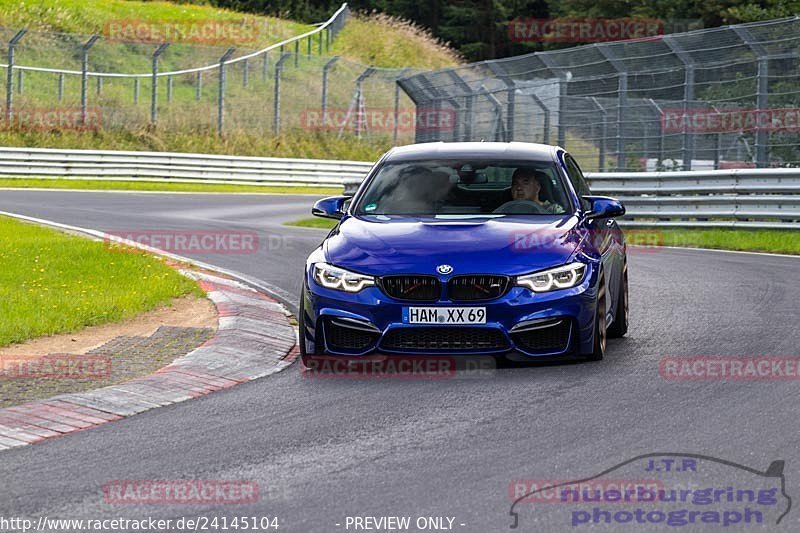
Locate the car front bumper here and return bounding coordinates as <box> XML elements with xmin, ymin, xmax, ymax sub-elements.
<box><xmin>302</xmin><ymin>264</ymin><xmax>600</xmax><ymax>359</ymax></box>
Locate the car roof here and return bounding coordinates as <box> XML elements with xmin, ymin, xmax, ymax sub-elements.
<box><xmin>383</xmin><ymin>142</ymin><xmax>559</xmax><ymax>162</ymax></box>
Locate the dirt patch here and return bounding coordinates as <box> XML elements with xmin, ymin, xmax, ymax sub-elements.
<box><xmin>0</xmin><ymin>295</ymin><xmax>217</xmax><ymax>357</ymax></box>
<box><xmin>0</xmin><ymin>295</ymin><xmax>218</xmax><ymax>407</ymax></box>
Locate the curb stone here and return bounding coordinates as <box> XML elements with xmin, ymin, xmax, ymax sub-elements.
<box><xmin>0</xmin><ymin>270</ymin><xmax>297</xmax><ymax>451</ymax></box>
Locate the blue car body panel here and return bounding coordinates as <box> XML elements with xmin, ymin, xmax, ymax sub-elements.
<box><xmin>301</xmin><ymin>142</ymin><xmax>627</xmax><ymax>359</ymax></box>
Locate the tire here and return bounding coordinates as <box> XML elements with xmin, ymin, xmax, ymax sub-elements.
<box><xmin>607</xmin><ymin>263</ymin><xmax>629</xmax><ymax>338</ymax></box>
<box><xmin>586</xmin><ymin>281</ymin><xmax>607</xmax><ymax>361</ymax></box>
<box><xmin>298</xmin><ymin>291</ymin><xmax>314</xmax><ymax>368</ymax></box>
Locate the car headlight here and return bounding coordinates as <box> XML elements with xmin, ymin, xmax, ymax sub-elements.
<box><xmin>516</xmin><ymin>262</ymin><xmax>587</xmax><ymax>293</ymax></box>
<box><xmin>313</xmin><ymin>262</ymin><xmax>375</xmax><ymax>292</ymax></box>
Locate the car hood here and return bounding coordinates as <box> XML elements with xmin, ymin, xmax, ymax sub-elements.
<box><xmin>323</xmin><ymin>215</ymin><xmax>583</xmax><ymax>277</ymax></box>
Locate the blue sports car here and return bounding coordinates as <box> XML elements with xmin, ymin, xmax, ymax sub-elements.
<box><xmin>300</xmin><ymin>142</ymin><xmax>628</xmax><ymax>364</ymax></box>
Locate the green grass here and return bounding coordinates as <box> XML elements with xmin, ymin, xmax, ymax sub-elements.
<box><xmin>0</xmin><ymin>178</ymin><xmax>343</xmax><ymax>195</ymax></box>
<box><xmin>0</xmin><ymin>129</ymin><xmax>386</xmax><ymax>159</ymax></box>
<box><xmin>285</xmin><ymin>216</ymin><xmax>338</xmax><ymax>229</ymax></box>
<box><xmin>0</xmin><ymin>215</ymin><xmax>202</xmax><ymax>347</ymax></box>
<box><xmin>0</xmin><ymin>0</ymin><xmax>309</xmax><ymax>44</ymax></box>
<box><xmin>653</xmin><ymin>228</ymin><xmax>800</xmax><ymax>255</ymax></box>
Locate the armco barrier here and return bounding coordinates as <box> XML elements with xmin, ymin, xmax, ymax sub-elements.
<box><xmin>0</xmin><ymin>147</ymin><xmax>373</xmax><ymax>188</ymax></box>
<box><xmin>1</xmin><ymin>147</ymin><xmax>798</xmax><ymax>229</ymax></box>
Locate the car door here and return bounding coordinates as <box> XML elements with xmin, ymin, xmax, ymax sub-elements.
<box><xmin>560</xmin><ymin>151</ymin><xmax>620</xmax><ymax>324</ymax></box>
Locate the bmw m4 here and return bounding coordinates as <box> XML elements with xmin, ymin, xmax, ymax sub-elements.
<box><xmin>300</xmin><ymin>142</ymin><xmax>628</xmax><ymax>364</ymax></box>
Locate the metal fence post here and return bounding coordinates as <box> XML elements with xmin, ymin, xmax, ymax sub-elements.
<box><xmin>664</xmin><ymin>36</ymin><xmax>696</xmax><ymax>170</ymax></box>
<box><xmin>96</xmin><ymin>76</ymin><xmax>102</xmax><ymax>96</ymax></box>
<box><xmin>150</xmin><ymin>43</ymin><xmax>169</xmax><ymax>125</ymax></box>
<box><xmin>321</xmin><ymin>56</ymin><xmax>340</xmax><ymax>128</ymax></box>
<box><xmin>486</xmin><ymin>63</ymin><xmax>516</xmax><ymax>141</ymax></box>
<box><xmin>591</xmin><ymin>97</ymin><xmax>608</xmax><ymax>171</ymax></box>
<box><xmin>6</xmin><ymin>30</ymin><xmax>27</xmax><ymax>123</ymax></box>
<box><xmin>307</xmin><ymin>36</ymin><xmax>312</xmax><ymax>57</ymax></box>
<box><xmin>272</xmin><ymin>52</ymin><xmax>290</xmax><ymax>134</ymax></box>
<box><xmin>167</xmin><ymin>75</ymin><xmax>173</xmax><ymax>103</ymax></box>
<box><xmin>530</xmin><ymin>93</ymin><xmax>550</xmax><ymax>145</ymax></box>
<box><xmin>262</xmin><ymin>52</ymin><xmax>269</xmax><ymax>81</ymax></box>
<box><xmin>393</xmin><ymin>68</ymin><xmax>411</xmax><ymax>144</ymax></box>
<box><xmin>482</xmin><ymin>86</ymin><xmax>506</xmax><ymax>142</ymax></box>
<box><xmin>446</xmin><ymin>71</ymin><xmax>474</xmax><ymax>141</ymax></box>
<box><xmin>294</xmin><ymin>41</ymin><xmax>299</xmax><ymax>67</ymax></box>
<box><xmin>242</xmin><ymin>58</ymin><xmax>248</xmax><ymax>87</ymax></box>
<box><xmin>134</xmin><ymin>78</ymin><xmax>139</xmax><ymax>103</ymax></box>
<box><xmin>318</xmin><ymin>31</ymin><xmax>323</xmax><ymax>55</ymax></box>
<box><xmin>17</xmin><ymin>70</ymin><xmax>23</xmax><ymax>95</ymax></box>
<box><xmin>196</xmin><ymin>71</ymin><xmax>202</xmax><ymax>100</ymax></box>
<box><xmin>58</xmin><ymin>73</ymin><xmax>64</xmax><ymax>102</ymax></box>
<box><xmin>354</xmin><ymin>67</ymin><xmax>375</xmax><ymax>138</ymax></box>
<box><xmin>217</xmin><ymin>47</ymin><xmax>236</xmax><ymax>135</ymax></box>
<box><xmin>81</xmin><ymin>35</ymin><xmax>100</xmax><ymax>126</ymax></box>
<box><xmin>647</xmin><ymin>98</ymin><xmax>664</xmax><ymax>168</ymax></box>
<box><xmin>596</xmin><ymin>45</ymin><xmax>628</xmax><ymax>170</ymax></box>
<box><xmin>733</xmin><ymin>26</ymin><xmax>770</xmax><ymax>167</ymax></box>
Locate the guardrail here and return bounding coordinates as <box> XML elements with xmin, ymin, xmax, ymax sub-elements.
<box><xmin>0</xmin><ymin>147</ymin><xmax>372</xmax><ymax>188</ymax></box>
<box><xmin>0</xmin><ymin>147</ymin><xmax>798</xmax><ymax>229</ymax></box>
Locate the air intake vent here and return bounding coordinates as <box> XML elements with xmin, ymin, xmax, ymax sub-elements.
<box><xmin>448</xmin><ymin>275</ymin><xmax>510</xmax><ymax>301</ymax></box>
<box><xmin>380</xmin><ymin>275</ymin><xmax>440</xmax><ymax>301</ymax></box>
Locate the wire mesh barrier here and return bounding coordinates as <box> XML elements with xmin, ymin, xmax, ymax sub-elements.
<box><xmin>397</xmin><ymin>17</ymin><xmax>800</xmax><ymax>171</ymax></box>
<box><xmin>0</xmin><ymin>3</ymin><xmax>412</xmax><ymax>142</ymax></box>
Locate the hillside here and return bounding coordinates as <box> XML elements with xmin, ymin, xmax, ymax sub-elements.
<box><xmin>0</xmin><ymin>0</ymin><xmax>461</xmax><ymax>161</ymax></box>
<box><xmin>0</xmin><ymin>0</ymin><xmax>460</xmax><ymax>70</ymax></box>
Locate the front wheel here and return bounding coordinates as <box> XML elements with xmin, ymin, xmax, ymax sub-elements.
<box><xmin>298</xmin><ymin>290</ymin><xmax>314</xmax><ymax>368</ymax></box>
<box><xmin>586</xmin><ymin>282</ymin><xmax>607</xmax><ymax>361</ymax></box>
<box><xmin>607</xmin><ymin>263</ymin><xmax>628</xmax><ymax>338</ymax></box>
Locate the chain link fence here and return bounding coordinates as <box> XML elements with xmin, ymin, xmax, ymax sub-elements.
<box><xmin>0</xmin><ymin>3</ymin><xmax>417</xmax><ymax>145</ymax></box>
<box><xmin>398</xmin><ymin>17</ymin><xmax>800</xmax><ymax>171</ymax></box>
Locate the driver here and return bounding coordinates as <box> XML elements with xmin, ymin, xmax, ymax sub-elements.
<box><xmin>495</xmin><ymin>168</ymin><xmax>565</xmax><ymax>214</ymax></box>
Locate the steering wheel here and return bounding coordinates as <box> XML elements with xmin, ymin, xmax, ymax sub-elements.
<box><xmin>493</xmin><ymin>200</ymin><xmax>549</xmax><ymax>214</ymax></box>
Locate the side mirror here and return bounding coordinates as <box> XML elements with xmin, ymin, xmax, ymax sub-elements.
<box><xmin>312</xmin><ymin>196</ymin><xmax>349</xmax><ymax>220</ymax></box>
<box><xmin>583</xmin><ymin>196</ymin><xmax>625</xmax><ymax>220</ymax></box>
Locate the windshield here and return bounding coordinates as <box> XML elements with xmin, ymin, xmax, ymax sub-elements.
<box><xmin>353</xmin><ymin>159</ymin><xmax>573</xmax><ymax>216</ymax></box>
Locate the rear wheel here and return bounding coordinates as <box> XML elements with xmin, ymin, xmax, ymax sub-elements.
<box><xmin>586</xmin><ymin>281</ymin><xmax>607</xmax><ymax>361</ymax></box>
<box><xmin>607</xmin><ymin>263</ymin><xmax>628</xmax><ymax>338</ymax></box>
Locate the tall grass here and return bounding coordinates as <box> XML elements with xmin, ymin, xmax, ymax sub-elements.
<box><xmin>331</xmin><ymin>13</ymin><xmax>462</xmax><ymax>69</ymax></box>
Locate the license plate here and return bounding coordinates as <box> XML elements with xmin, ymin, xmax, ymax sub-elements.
<box><xmin>403</xmin><ymin>307</ymin><xmax>486</xmax><ymax>324</ymax></box>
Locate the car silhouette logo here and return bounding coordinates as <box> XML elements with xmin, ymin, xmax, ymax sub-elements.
<box><xmin>437</xmin><ymin>264</ymin><xmax>453</xmax><ymax>275</ymax></box>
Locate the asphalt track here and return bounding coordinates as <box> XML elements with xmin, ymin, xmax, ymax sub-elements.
<box><xmin>1</xmin><ymin>190</ymin><xmax>799</xmax><ymax>532</ymax></box>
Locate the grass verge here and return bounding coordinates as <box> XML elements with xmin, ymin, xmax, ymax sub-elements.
<box><xmin>0</xmin><ymin>178</ymin><xmax>342</xmax><ymax>195</ymax></box>
<box><xmin>0</xmin><ymin>215</ymin><xmax>203</xmax><ymax>347</ymax></box>
<box><xmin>285</xmin><ymin>217</ymin><xmax>338</xmax><ymax>229</ymax></box>
<box><xmin>654</xmin><ymin>228</ymin><xmax>800</xmax><ymax>255</ymax></box>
